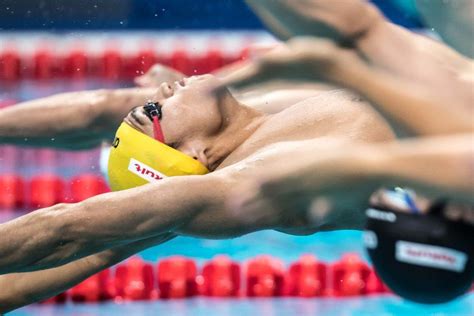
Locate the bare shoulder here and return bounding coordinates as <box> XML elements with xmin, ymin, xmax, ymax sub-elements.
<box><xmin>219</xmin><ymin>89</ymin><xmax>394</xmax><ymax>169</ymax></box>
<box><xmin>272</xmin><ymin>89</ymin><xmax>395</xmax><ymax>142</ymax></box>
<box><xmin>285</xmin><ymin>89</ymin><xmax>381</xmax><ymax>116</ymax></box>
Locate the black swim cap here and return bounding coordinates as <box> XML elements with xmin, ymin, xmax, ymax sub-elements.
<box><xmin>364</xmin><ymin>195</ymin><xmax>474</xmax><ymax>304</ymax></box>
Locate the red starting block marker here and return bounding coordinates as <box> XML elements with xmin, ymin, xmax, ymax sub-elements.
<box><xmin>0</xmin><ymin>174</ymin><xmax>24</xmax><ymax>210</ymax></box>
<box><xmin>157</xmin><ymin>256</ymin><xmax>198</xmax><ymax>298</ymax></box>
<box><xmin>246</xmin><ymin>255</ymin><xmax>285</xmax><ymax>297</ymax></box>
<box><xmin>29</xmin><ymin>174</ymin><xmax>65</xmax><ymax>208</ymax></box>
<box><xmin>70</xmin><ymin>174</ymin><xmax>108</xmax><ymax>202</ymax></box>
<box><xmin>70</xmin><ymin>269</ymin><xmax>114</xmax><ymax>302</ymax></box>
<box><xmin>331</xmin><ymin>253</ymin><xmax>371</xmax><ymax>296</ymax></box>
<box><xmin>115</xmin><ymin>257</ymin><xmax>155</xmax><ymax>301</ymax></box>
<box><xmin>285</xmin><ymin>254</ymin><xmax>327</xmax><ymax>297</ymax></box>
<box><xmin>199</xmin><ymin>255</ymin><xmax>241</xmax><ymax>297</ymax></box>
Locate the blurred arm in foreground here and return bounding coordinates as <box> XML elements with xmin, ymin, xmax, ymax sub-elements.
<box><xmin>226</xmin><ymin>0</ymin><xmax>473</xmax><ymax>215</ymax></box>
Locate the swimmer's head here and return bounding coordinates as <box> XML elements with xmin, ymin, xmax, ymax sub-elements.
<box><xmin>364</xmin><ymin>189</ymin><xmax>474</xmax><ymax>304</ymax></box>
<box><xmin>125</xmin><ymin>74</ymin><xmax>238</xmax><ymax>169</ymax></box>
<box><xmin>107</xmin><ymin>121</ymin><xmax>209</xmax><ymax>191</ymax></box>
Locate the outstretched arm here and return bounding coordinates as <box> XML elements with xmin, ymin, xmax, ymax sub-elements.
<box><xmin>218</xmin><ymin>38</ymin><xmax>473</xmax><ymax>136</ymax></box>
<box><xmin>0</xmin><ymin>174</ymin><xmax>236</xmax><ymax>274</ymax></box>
<box><xmin>0</xmin><ymin>142</ymin><xmax>325</xmax><ymax>275</ymax></box>
<box><xmin>232</xmin><ymin>134</ymin><xmax>474</xmax><ymax>231</ymax></box>
<box><xmin>0</xmin><ymin>233</ymin><xmax>175</xmax><ymax>314</ymax></box>
<box><xmin>0</xmin><ymin>87</ymin><xmax>157</xmax><ymax>149</ymax></box>
<box><xmin>244</xmin><ymin>0</ymin><xmax>473</xmax><ymax>109</ymax></box>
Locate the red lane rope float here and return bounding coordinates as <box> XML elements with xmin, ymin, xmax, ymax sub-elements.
<box><xmin>199</xmin><ymin>255</ymin><xmax>241</xmax><ymax>297</ymax></box>
<box><xmin>69</xmin><ymin>174</ymin><xmax>109</xmax><ymax>203</ymax></box>
<box><xmin>0</xmin><ymin>174</ymin><xmax>24</xmax><ymax>211</ymax></box>
<box><xmin>0</xmin><ymin>49</ymin><xmax>21</xmax><ymax>81</ymax></box>
<box><xmin>41</xmin><ymin>253</ymin><xmax>398</xmax><ymax>305</ymax></box>
<box><xmin>0</xmin><ymin>47</ymin><xmax>248</xmax><ymax>80</ymax></box>
<box><xmin>0</xmin><ymin>173</ymin><xmax>110</xmax><ymax>212</ymax></box>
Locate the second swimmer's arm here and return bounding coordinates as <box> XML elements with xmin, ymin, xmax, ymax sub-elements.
<box><xmin>0</xmin><ymin>87</ymin><xmax>156</xmax><ymax>149</ymax></box>
<box><xmin>0</xmin><ymin>233</ymin><xmax>175</xmax><ymax>314</ymax></box>
<box><xmin>332</xmin><ymin>59</ymin><xmax>474</xmax><ymax>136</ymax></box>
<box><xmin>368</xmin><ymin>135</ymin><xmax>474</xmax><ymax>202</ymax></box>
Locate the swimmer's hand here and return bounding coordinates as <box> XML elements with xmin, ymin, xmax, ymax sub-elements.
<box><xmin>217</xmin><ymin>38</ymin><xmax>365</xmax><ymax>90</ymax></box>
<box><xmin>135</xmin><ymin>64</ymin><xmax>185</xmax><ymax>88</ymax></box>
<box><xmin>245</xmin><ymin>0</ymin><xmax>381</xmax><ymax>42</ymax></box>
<box><xmin>0</xmin><ymin>233</ymin><xmax>175</xmax><ymax>314</ymax></box>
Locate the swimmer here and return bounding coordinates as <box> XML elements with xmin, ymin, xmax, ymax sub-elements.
<box><xmin>0</xmin><ymin>73</ymin><xmax>393</xmax><ymax>281</ymax></box>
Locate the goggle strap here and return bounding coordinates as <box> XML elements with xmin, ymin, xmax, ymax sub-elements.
<box><xmin>152</xmin><ymin>115</ymin><xmax>165</xmax><ymax>143</ymax></box>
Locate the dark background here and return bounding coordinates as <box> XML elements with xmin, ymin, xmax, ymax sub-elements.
<box><xmin>0</xmin><ymin>0</ymin><xmax>423</xmax><ymax>31</ymax></box>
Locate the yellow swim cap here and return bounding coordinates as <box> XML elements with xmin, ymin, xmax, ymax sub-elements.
<box><xmin>108</xmin><ymin>122</ymin><xmax>209</xmax><ymax>191</ymax></box>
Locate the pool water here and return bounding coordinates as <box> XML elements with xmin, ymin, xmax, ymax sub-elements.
<box><xmin>10</xmin><ymin>230</ymin><xmax>474</xmax><ymax>316</ymax></box>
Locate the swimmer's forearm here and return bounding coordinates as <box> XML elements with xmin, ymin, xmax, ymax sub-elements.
<box><xmin>0</xmin><ymin>88</ymin><xmax>156</xmax><ymax>149</ymax></box>
<box><xmin>368</xmin><ymin>135</ymin><xmax>474</xmax><ymax>202</ymax></box>
<box><xmin>355</xmin><ymin>18</ymin><xmax>473</xmax><ymax>106</ymax></box>
<box><xmin>0</xmin><ymin>233</ymin><xmax>175</xmax><ymax>313</ymax></box>
<box><xmin>333</xmin><ymin>62</ymin><xmax>473</xmax><ymax>136</ymax></box>
<box><xmin>0</xmin><ymin>176</ymin><xmax>217</xmax><ymax>273</ymax></box>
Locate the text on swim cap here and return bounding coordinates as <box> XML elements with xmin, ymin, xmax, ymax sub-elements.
<box><xmin>366</xmin><ymin>208</ymin><xmax>396</xmax><ymax>222</ymax></box>
<box><xmin>395</xmin><ymin>241</ymin><xmax>467</xmax><ymax>273</ymax></box>
<box><xmin>128</xmin><ymin>158</ymin><xmax>167</xmax><ymax>182</ymax></box>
